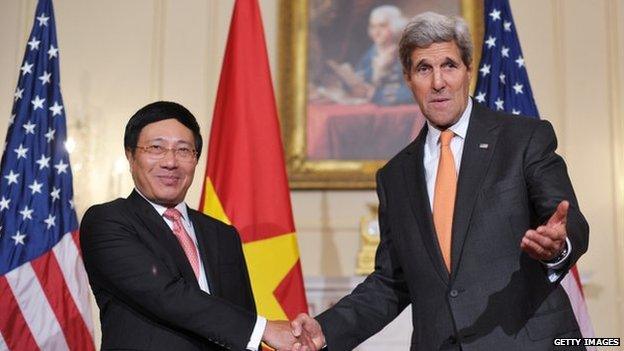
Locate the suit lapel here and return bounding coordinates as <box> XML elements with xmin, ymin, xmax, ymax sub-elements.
<box><xmin>450</xmin><ymin>103</ymin><xmax>501</xmax><ymax>277</ymax></box>
<box><xmin>127</xmin><ymin>191</ymin><xmax>200</xmax><ymax>288</ymax></box>
<box><xmin>188</xmin><ymin>209</ymin><xmax>219</xmax><ymax>296</ymax></box>
<box><xmin>402</xmin><ymin>126</ymin><xmax>450</xmax><ymax>284</ymax></box>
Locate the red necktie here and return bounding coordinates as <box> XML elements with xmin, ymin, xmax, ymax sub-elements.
<box><xmin>163</xmin><ymin>208</ymin><xmax>200</xmax><ymax>279</ymax></box>
<box><xmin>433</xmin><ymin>130</ymin><xmax>457</xmax><ymax>272</ymax></box>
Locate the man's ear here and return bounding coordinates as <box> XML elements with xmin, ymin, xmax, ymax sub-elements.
<box><xmin>125</xmin><ymin>148</ymin><xmax>134</xmax><ymax>169</ymax></box>
<box><xmin>403</xmin><ymin>70</ymin><xmax>411</xmax><ymax>84</ymax></box>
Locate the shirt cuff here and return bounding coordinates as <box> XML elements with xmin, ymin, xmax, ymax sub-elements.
<box><xmin>543</xmin><ymin>237</ymin><xmax>572</xmax><ymax>283</ymax></box>
<box><xmin>246</xmin><ymin>315</ymin><xmax>267</xmax><ymax>351</ymax></box>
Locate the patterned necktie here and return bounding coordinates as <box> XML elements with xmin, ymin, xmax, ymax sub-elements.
<box><xmin>163</xmin><ymin>208</ymin><xmax>200</xmax><ymax>279</ymax></box>
<box><xmin>433</xmin><ymin>130</ymin><xmax>457</xmax><ymax>272</ymax></box>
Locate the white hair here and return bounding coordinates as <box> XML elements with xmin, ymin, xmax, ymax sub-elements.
<box><xmin>370</xmin><ymin>5</ymin><xmax>407</xmax><ymax>35</ymax></box>
<box><xmin>399</xmin><ymin>11</ymin><xmax>473</xmax><ymax>71</ymax></box>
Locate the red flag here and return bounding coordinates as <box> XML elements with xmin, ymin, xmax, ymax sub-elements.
<box><xmin>199</xmin><ymin>0</ymin><xmax>308</xmax><ymax>324</ymax></box>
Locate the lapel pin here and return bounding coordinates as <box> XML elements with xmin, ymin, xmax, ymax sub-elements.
<box><xmin>479</xmin><ymin>143</ymin><xmax>489</xmax><ymax>149</ymax></box>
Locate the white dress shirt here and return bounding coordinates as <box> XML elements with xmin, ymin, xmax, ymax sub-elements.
<box><xmin>136</xmin><ymin>189</ymin><xmax>266</xmax><ymax>350</ymax></box>
<box><xmin>421</xmin><ymin>99</ymin><xmax>569</xmax><ymax>281</ymax></box>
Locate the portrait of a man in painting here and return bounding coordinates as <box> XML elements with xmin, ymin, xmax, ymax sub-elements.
<box><xmin>306</xmin><ymin>0</ymin><xmax>461</xmax><ymax>161</ymax></box>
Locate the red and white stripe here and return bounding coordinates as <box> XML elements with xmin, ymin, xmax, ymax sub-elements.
<box><xmin>0</xmin><ymin>231</ymin><xmax>94</xmax><ymax>351</ymax></box>
<box><xmin>562</xmin><ymin>266</ymin><xmax>595</xmax><ymax>350</ymax></box>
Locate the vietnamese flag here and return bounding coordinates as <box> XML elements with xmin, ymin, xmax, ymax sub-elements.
<box><xmin>199</xmin><ymin>0</ymin><xmax>308</xmax><ymax>325</ymax></box>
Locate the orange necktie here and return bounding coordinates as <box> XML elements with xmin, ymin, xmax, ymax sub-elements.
<box><xmin>433</xmin><ymin>130</ymin><xmax>457</xmax><ymax>272</ymax></box>
<box><xmin>164</xmin><ymin>208</ymin><xmax>200</xmax><ymax>279</ymax></box>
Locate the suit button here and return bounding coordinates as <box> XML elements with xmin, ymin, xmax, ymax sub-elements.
<box><xmin>449</xmin><ymin>289</ymin><xmax>459</xmax><ymax>298</ymax></box>
<box><xmin>448</xmin><ymin>336</ymin><xmax>457</xmax><ymax>344</ymax></box>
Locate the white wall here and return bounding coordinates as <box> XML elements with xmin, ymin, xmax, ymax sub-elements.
<box><xmin>1</xmin><ymin>0</ymin><xmax>622</xmax><ymax>343</ymax></box>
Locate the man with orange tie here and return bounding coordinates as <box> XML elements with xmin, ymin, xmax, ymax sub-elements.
<box><xmin>293</xmin><ymin>12</ymin><xmax>589</xmax><ymax>350</ymax></box>
<box><xmin>80</xmin><ymin>101</ymin><xmax>312</xmax><ymax>350</ymax></box>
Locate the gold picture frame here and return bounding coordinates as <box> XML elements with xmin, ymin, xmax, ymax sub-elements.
<box><xmin>278</xmin><ymin>0</ymin><xmax>484</xmax><ymax>189</ymax></box>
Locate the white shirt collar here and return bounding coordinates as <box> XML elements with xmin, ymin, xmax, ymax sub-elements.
<box><xmin>425</xmin><ymin>98</ymin><xmax>473</xmax><ymax>148</ymax></box>
<box><xmin>134</xmin><ymin>188</ymin><xmax>190</xmax><ymax>223</ymax></box>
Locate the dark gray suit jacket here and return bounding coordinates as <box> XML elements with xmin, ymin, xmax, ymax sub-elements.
<box><xmin>317</xmin><ymin>102</ymin><xmax>589</xmax><ymax>350</ymax></box>
<box><xmin>81</xmin><ymin>190</ymin><xmax>258</xmax><ymax>350</ymax></box>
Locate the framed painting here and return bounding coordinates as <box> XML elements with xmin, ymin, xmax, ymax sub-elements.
<box><xmin>278</xmin><ymin>0</ymin><xmax>483</xmax><ymax>189</ymax></box>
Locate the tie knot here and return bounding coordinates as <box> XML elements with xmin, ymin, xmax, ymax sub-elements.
<box><xmin>439</xmin><ymin>130</ymin><xmax>455</xmax><ymax>146</ymax></box>
<box><xmin>163</xmin><ymin>208</ymin><xmax>182</xmax><ymax>221</ymax></box>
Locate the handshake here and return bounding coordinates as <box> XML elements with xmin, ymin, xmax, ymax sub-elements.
<box><xmin>262</xmin><ymin>313</ymin><xmax>326</xmax><ymax>351</ymax></box>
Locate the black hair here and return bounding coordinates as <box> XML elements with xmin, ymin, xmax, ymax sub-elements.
<box><xmin>124</xmin><ymin>101</ymin><xmax>202</xmax><ymax>158</ymax></box>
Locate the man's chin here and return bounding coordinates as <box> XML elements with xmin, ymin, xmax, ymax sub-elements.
<box><xmin>425</xmin><ymin>113</ymin><xmax>461</xmax><ymax>130</ymax></box>
<box><xmin>153</xmin><ymin>192</ymin><xmax>184</xmax><ymax>207</ymax></box>
<box><xmin>428</xmin><ymin>119</ymin><xmax>454</xmax><ymax>130</ymax></box>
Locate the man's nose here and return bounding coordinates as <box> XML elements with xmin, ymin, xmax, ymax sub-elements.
<box><xmin>432</xmin><ymin>69</ymin><xmax>446</xmax><ymax>91</ymax></box>
<box><xmin>159</xmin><ymin>149</ymin><xmax>178</xmax><ymax>168</ymax></box>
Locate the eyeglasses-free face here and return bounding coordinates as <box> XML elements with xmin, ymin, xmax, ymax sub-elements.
<box><xmin>404</xmin><ymin>41</ymin><xmax>471</xmax><ymax>130</ymax></box>
<box><xmin>126</xmin><ymin>119</ymin><xmax>198</xmax><ymax>207</ymax></box>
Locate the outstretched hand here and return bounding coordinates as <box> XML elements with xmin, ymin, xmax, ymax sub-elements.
<box><xmin>520</xmin><ymin>200</ymin><xmax>568</xmax><ymax>261</ymax></box>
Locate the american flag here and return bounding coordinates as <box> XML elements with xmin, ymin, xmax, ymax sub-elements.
<box><xmin>0</xmin><ymin>0</ymin><xmax>95</xmax><ymax>350</ymax></box>
<box><xmin>474</xmin><ymin>0</ymin><xmax>539</xmax><ymax>117</ymax></box>
<box><xmin>474</xmin><ymin>0</ymin><xmax>595</xmax><ymax>342</ymax></box>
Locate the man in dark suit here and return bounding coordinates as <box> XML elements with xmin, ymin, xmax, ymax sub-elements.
<box><xmin>292</xmin><ymin>12</ymin><xmax>589</xmax><ymax>350</ymax></box>
<box><xmin>81</xmin><ymin>101</ymin><xmax>311</xmax><ymax>350</ymax></box>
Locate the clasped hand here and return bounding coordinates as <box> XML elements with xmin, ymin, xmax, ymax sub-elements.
<box><xmin>263</xmin><ymin>314</ymin><xmax>325</xmax><ymax>351</ymax></box>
